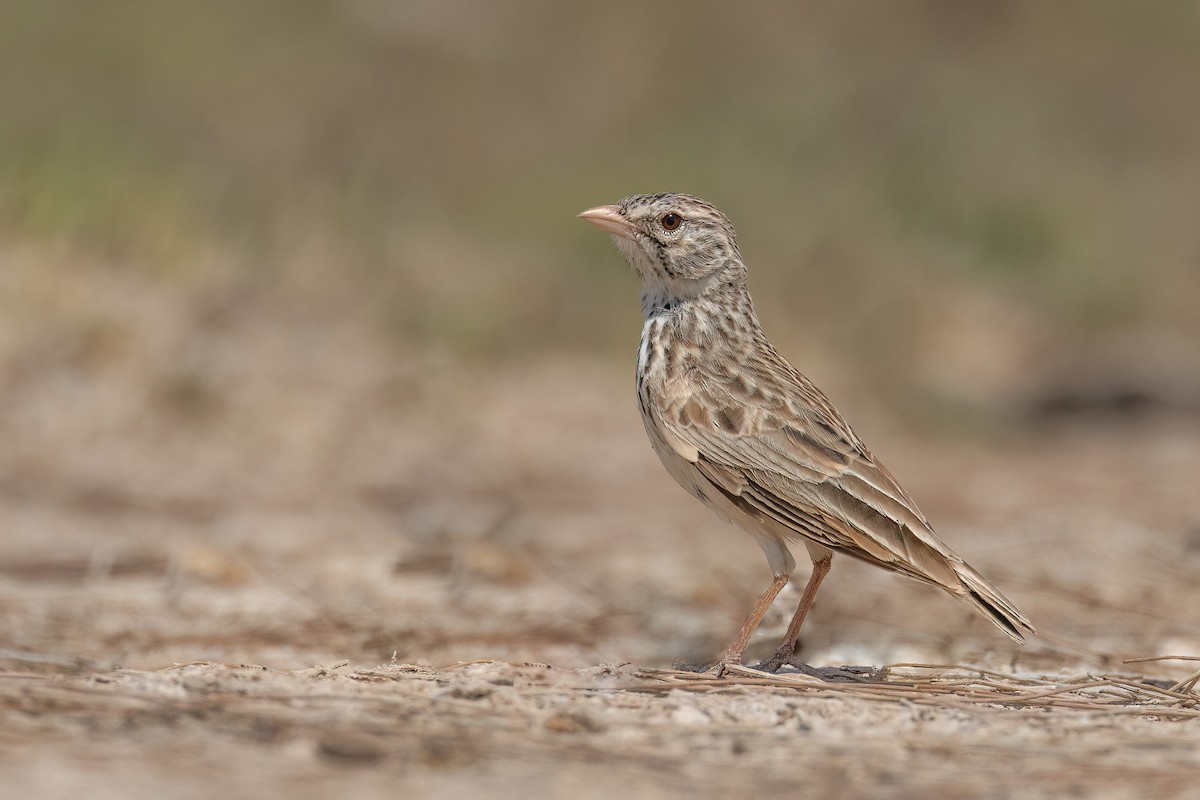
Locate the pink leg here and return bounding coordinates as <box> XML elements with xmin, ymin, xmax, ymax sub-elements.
<box><xmin>772</xmin><ymin>555</ymin><xmax>832</xmax><ymax>660</ymax></box>
<box><xmin>715</xmin><ymin>572</ymin><xmax>790</xmax><ymax>671</ymax></box>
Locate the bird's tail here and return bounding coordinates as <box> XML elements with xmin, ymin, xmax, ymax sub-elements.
<box><xmin>954</xmin><ymin>564</ymin><xmax>1036</xmax><ymax>643</ymax></box>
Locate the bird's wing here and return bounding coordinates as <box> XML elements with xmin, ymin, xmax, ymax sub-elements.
<box><xmin>653</xmin><ymin>357</ymin><xmax>965</xmax><ymax>588</ymax></box>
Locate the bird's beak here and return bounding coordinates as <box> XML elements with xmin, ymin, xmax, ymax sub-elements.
<box><xmin>578</xmin><ymin>205</ymin><xmax>636</xmax><ymax>240</ymax></box>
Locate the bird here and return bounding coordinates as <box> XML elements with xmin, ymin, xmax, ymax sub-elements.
<box><xmin>578</xmin><ymin>192</ymin><xmax>1034</xmax><ymax>673</ymax></box>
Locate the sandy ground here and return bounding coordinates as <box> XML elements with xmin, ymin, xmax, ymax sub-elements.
<box><xmin>1</xmin><ymin>270</ymin><xmax>1199</xmax><ymax>798</ymax></box>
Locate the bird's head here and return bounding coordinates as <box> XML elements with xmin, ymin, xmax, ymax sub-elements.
<box><xmin>579</xmin><ymin>193</ymin><xmax>745</xmax><ymax>302</ymax></box>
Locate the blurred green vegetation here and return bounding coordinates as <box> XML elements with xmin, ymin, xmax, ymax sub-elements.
<box><xmin>2</xmin><ymin>1</ymin><xmax>1197</xmax><ymax>391</ymax></box>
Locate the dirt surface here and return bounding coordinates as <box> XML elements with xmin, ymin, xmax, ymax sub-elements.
<box><xmin>1</xmin><ymin>271</ymin><xmax>1199</xmax><ymax>798</ymax></box>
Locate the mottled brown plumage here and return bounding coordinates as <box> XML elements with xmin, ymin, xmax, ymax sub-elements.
<box><xmin>579</xmin><ymin>192</ymin><xmax>1034</xmax><ymax>672</ymax></box>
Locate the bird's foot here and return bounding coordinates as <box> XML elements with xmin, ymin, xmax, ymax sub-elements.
<box><xmin>670</xmin><ymin>658</ymin><xmax>744</xmax><ymax>677</ymax></box>
<box><xmin>750</xmin><ymin>656</ymin><xmax>882</xmax><ymax>683</ymax></box>
<box><xmin>709</xmin><ymin>658</ymin><xmax>741</xmax><ymax>677</ymax></box>
<box><xmin>670</xmin><ymin>657</ymin><xmax>740</xmax><ymax>676</ymax></box>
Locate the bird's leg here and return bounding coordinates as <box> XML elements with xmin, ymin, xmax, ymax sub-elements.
<box><xmin>754</xmin><ymin>556</ymin><xmax>832</xmax><ymax>673</ymax></box>
<box><xmin>751</xmin><ymin>557</ymin><xmax>879</xmax><ymax>681</ymax></box>
<box><xmin>712</xmin><ymin>572</ymin><xmax>790</xmax><ymax>674</ymax></box>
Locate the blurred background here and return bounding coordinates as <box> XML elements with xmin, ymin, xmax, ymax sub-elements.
<box><xmin>1</xmin><ymin>0</ymin><xmax>1199</xmax><ymax>673</ymax></box>
<box><xmin>5</xmin><ymin>1</ymin><xmax>1200</xmax><ymax>413</ymax></box>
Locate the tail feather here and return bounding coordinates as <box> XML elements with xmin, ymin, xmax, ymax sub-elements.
<box><xmin>955</xmin><ymin>565</ymin><xmax>1036</xmax><ymax>643</ymax></box>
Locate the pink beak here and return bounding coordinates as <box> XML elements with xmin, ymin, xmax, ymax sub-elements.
<box><xmin>578</xmin><ymin>205</ymin><xmax>636</xmax><ymax>240</ymax></box>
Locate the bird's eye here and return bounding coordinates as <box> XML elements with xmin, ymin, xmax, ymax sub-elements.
<box><xmin>660</xmin><ymin>213</ymin><xmax>683</xmax><ymax>231</ymax></box>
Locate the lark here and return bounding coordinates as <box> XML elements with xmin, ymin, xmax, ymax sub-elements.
<box><xmin>579</xmin><ymin>193</ymin><xmax>1034</xmax><ymax>673</ymax></box>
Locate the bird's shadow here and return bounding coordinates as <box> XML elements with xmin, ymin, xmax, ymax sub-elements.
<box><xmin>674</xmin><ymin>660</ymin><xmax>886</xmax><ymax>683</ymax></box>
